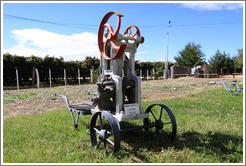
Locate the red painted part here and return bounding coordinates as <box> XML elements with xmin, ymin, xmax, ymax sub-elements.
<box><xmin>124</xmin><ymin>25</ymin><xmax>141</xmax><ymax>37</ymax></box>
<box><xmin>98</xmin><ymin>11</ymin><xmax>126</xmax><ymax>60</ymax></box>
<box><xmin>123</xmin><ymin>25</ymin><xmax>144</xmax><ymax>47</ymax></box>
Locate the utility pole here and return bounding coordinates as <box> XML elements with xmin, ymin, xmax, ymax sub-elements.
<box><xmin>164</xmin><ymin>21</ymin><xmax>171</xmax><ymax>79</ymax></box>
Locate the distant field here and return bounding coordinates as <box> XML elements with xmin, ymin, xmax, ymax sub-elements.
<box><xmin>3</xmin><ymin>77</ymin><xmax>244</xmax><ymax>163</ymax></box>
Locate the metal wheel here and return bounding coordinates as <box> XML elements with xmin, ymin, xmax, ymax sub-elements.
<box><xmin>144</xmin><ymin>104</ymin><xmax>176</xmax><ymax>141</ymax></box>
<box><xmin>90</xmin><ymin>111</ymin><xmax>120</xmax><ymax>154</ymax></box>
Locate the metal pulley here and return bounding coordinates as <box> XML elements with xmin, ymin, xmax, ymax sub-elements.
<box><xmin>98</xmin><ymin>11</ymin><xmax>144</xmax><ymax>60</ymax></box>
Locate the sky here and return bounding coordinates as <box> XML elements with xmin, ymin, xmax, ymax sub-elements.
<box><xmin>1</xmin><ymin>1</ymin><xmax>244</xmax><ymax>63</ymax></box>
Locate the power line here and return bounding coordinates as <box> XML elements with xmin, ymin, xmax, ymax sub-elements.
<box><xmin>3</xmin><ymin>14</ymin><xmax>98</xmax><ymax>30</ymax></box>
<box><xmin>171</xmin><ymin>21</ymin><xmax>242</xmax><ymax>27</ymax></box>
<box><xmin>4</xmin><ymin>14</ymin><xmax>242</xmax><ymax>30</ymax></box>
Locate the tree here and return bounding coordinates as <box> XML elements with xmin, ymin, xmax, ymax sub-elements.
<box><xmin>224</xmin><ymin>54</ymin><xmax>235</xmax><ymax>74</ymax></box>
<box><xmin>174</xmin><ymin>42</ymin><xmax>205</xmax><ymax>68</ymax></box>
<box><xmin>238</xmin><ymin>49</ymin><xmax>243</xmax><ymax>67</ymax></box>
<box><xmin>83</xmin><ymin>56</ymin><xmax>100</xmax><ymax>69</ymax></box>
<box><xmin>208</xmin><ymin>50</ymin><xmax>227</xmax><ymax>74</ymax></box>
<box><xmin>234</xmin><ymin>49</ymin><xmax>243</xmax><ymax>69</ymax></box>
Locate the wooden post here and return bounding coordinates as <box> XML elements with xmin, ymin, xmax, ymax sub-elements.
<box><xmin>152</xmin><ymin>68</ymin><xmax>155</xmax><ymax>79</ymax></box>
<box><xmin>78</xmin><ymin>69</ymin><xmax>80</xmax><ymax>85</ymax></box>
<box><xmin>15</xmin><ymin>67</ymin><xmax>19</xmax><ymax>91</ymax></box>
<box><xmin>49</xmin><ymin>68</ymin><xmax>52</xmax><ymax>88</ymax></box>
<box><xmin>32</xmin><ymin>67</ymin><xmax>35</xmax><ymax>86</ymax></box>
<box><xmin>163</xmin><ymin>69</ymin><xmax>165</xmax><ymax>79</ymax></box>
<box><xmin>64</xmin><ymin>69</ymin><xmax>67</xmax><ymax>86</ymax></box>
<box><xmin>35</xmin><ymin>68</ymin><xmax>40</xmax><ymax>88</ymax></box>
<box><xmin>147</xmin><ymin>69</ymin><xmax>149</xmax><ymax>80</ymax></box>
<box><xmin>140</xmin><ymin>69</ymin><xmax>142</xmax><ymax>79</ymax></box>
<box><xmin>90</xmin><ymin>69</ymin><xmax>93</xmax><ymax>84</ymax></box>
<box><xmin>170</xmin><ymin>66</ymin><xmax>174</xmax><ymax>79</ymax></box>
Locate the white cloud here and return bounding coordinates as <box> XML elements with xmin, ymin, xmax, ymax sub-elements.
<box><xmin>137</xmin><ymin>51</ymin><xmax>148</xmax><ymax>55</ymax></box>
<box><xmin>181</xmin><ymin>3</ymin><xmax>243</xmax><ymax>11</ymax></box>
<box><xmin>3</xmin><ymin>29</ymin><xmax>100</xmax><ymax>61</ymax></box>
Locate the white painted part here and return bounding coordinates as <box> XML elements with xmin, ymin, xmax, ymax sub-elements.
<box><xmin>35</xmin><ymin>68</ymin><xmax>40</xmax><ymax>88</ymax></box>
<box><xmin>124</xmin><ymin>103</ymin><xmax>140</xmax><ymax>116</ymax></box>
<box><xmin>114</xmin><ymin>111</ymin><xmax>149</xmax><ymax>122</ymax></box>
<box><xmin>111</xmin><ymin>74</ymin><xmax>123</xmax><ymax>114</ymax></box>
<box><xmin>78</xmin><ymin>68</ymin><xmax>80</xmax><ymax>85</ymax></box>
<box><xmin>147</xmin><ymin>69</ymin><xmax>149</xmax><ymax>80</ymax></box>
<box><xmin>64</xmin><ymin>69</ymin><xmax>67</xmax><ymax>86</ymax></box>
<box><xmin>129</xmin><ymin>72</ymin><xmax>142</xmax><ymax>110</ymax></box>
<box><xmin>117</xmin><ymin>34</ymin><xmax>143</xmax><ymax>43</ymax></box>
<box><xmin>152</xmin><ymin>68</ymin><xmax>155</xmax><ymax>79</ymax></box>
<box><xmin>91</xmin><ymin>107</ymin><xmax>149</xmax><ymax>123</ymax></box>
<box><xmin>129</xmin><ymin>51</ymin><xmax>136</xmax><ymax>73</ymax></box>
<box><xmin>16</xmin><ymin>68</ymin><xmax>19</xmax><ymax>91</ymax></box>
<box><xmin>90</xmin><ymin>69</ymin><xmax>93</xmax><ymax>84</ymax></box>
<box><xmin>208</xmin><ymin>82</ymin><xmax>216</xmax><ymax>84</ymax></box>
<box><xmin>49</xmin><ymin>68</ymin><xmax>52</xmax><ymax>88</ymax></box>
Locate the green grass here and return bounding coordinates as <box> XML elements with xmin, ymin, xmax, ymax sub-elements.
<box><xmin>3</xmin><ymin>88</ymin><xmax>243</xmax><ymax>163</ymax></box>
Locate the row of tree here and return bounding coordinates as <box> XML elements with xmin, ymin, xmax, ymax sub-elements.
<box><xmin>3</xmin><ymin>53</ymin><xmax>100</xmax><ymax>86</ymax></box>
<box><xmin>3</xmin><ymin>53</ymin><xmax>172</xmax><ymax>86</ymax></box>
<box><xmin>3</xmin><ymin>43</ymin><xmax>243</xmax><ymax>86</ymax></box>
<box><xmin>174</xmin><ymin>42</ymin><xmax>243</xmax><ymax>74</ymax></box>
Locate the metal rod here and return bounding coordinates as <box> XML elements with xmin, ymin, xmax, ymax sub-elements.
<box><xmin>164</xmin><ymin>21</ymin><xmax>171</xmax><ymax>79</ymax></box>
<box><xmin>120</xmin><ymin>123</ymin><xmax>156</xmax><ymax>133</ymax></box>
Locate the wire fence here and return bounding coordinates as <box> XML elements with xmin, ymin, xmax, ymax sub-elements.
<box><xmin>3</xmin><ymin>67</ymin><xmax>243</xmax><ymax>90</ymax></box>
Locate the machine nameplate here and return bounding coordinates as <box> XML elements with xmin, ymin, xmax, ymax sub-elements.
<box><xmin>124</xmin><ymin>103</ymin><xmax>139</xmax><ymax>116</ymax></box>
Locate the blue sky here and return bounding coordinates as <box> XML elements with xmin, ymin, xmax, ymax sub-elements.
<box><xmin>2</xmin><ymin>2</ymin><xmax>244</xmax><ymax>63</ymax></box>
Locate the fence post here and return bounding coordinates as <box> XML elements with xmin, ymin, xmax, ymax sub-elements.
<box><xmin>152</xmin><ymin>68</ymin><xmax>155</xmax><ymax>79</ymax></box>
<box><xmin>78</xmin><ymin>69</ymin><xmax>80</xmax><ymax>85</ymax></box>
<box><xmin>140</xmin><ymin>69</ymin><xmax>142</xmax><ymax>79</ymax></box>
<box><xmin>170</xmin><ymin>66</ymin><xmax>174</xmax><ymax>79</ymax></box>
<box><xmin>90</xmin><ymin>68</ymin><xmax>93</xmax><ymax>84</ymax></box>
<box><xmin>35</xmin><ymin>68</ymin><xmax>40</xmax><ymax>89</ymax></box>
<box><xmin>15</xmin><ymin>67</ymin><xmax>19</xmax><ymax>91</ymax></box>
<box><xmin>147</xmin><ymin>69</ymin><xmax>149</xmax><ymax>80</ymax></box>
<box><xmin>64</xmin><ymin>69</ymin><xmax>67</xmax><ymax>86</ymax></box>
<box><xmin>49</xmin><ymin>68</ymin><xmax>52</xmax><ymax>88</ymax></box>
<box><xmin>163</xmin><ymin>69</ymin><xmax>165</xmax><ymax>79</ymax></box>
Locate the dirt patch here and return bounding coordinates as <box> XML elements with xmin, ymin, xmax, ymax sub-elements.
<box><xmin>3</xmin><ymin>77</ymin><xmax>243</xmax><ymax>118</ymax></box>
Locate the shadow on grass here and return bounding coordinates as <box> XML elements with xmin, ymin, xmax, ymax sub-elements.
<box><xmin>119</xmin><ymin>124</ymin><xmax>243</xmax><ymax>162</ymax></box>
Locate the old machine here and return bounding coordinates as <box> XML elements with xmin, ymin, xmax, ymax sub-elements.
<box><xmin>56</xmin><ymin>11</ymin><xmax>177</xmax><ymax>154</ymax></box>
<box><xmin>209</xmin><ymin>81</ymin><xmax>243</xmax><ymax>96</ymax></box>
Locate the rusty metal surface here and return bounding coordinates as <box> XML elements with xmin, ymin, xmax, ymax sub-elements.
<box><xmin>98</xmin><ymin>11</ymin><xmax>126</xmax><ymax>60</ymax></box>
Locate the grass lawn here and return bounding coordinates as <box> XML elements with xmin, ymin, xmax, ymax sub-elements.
<box><xmin>3</xmin><ymin>87</ymin><xmax>243</xmax><ymax>163</ymax></box>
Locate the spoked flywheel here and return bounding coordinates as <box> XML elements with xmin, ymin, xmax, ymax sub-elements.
<box><xmin>144</xmin><ymin>104</ymin><xmax>177</xmax><ymax>141</ymax></box>
<box><xmin>90</xmin><ymin>111</ymin><xmax>120</xmax><ymax>154</ymax></box>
